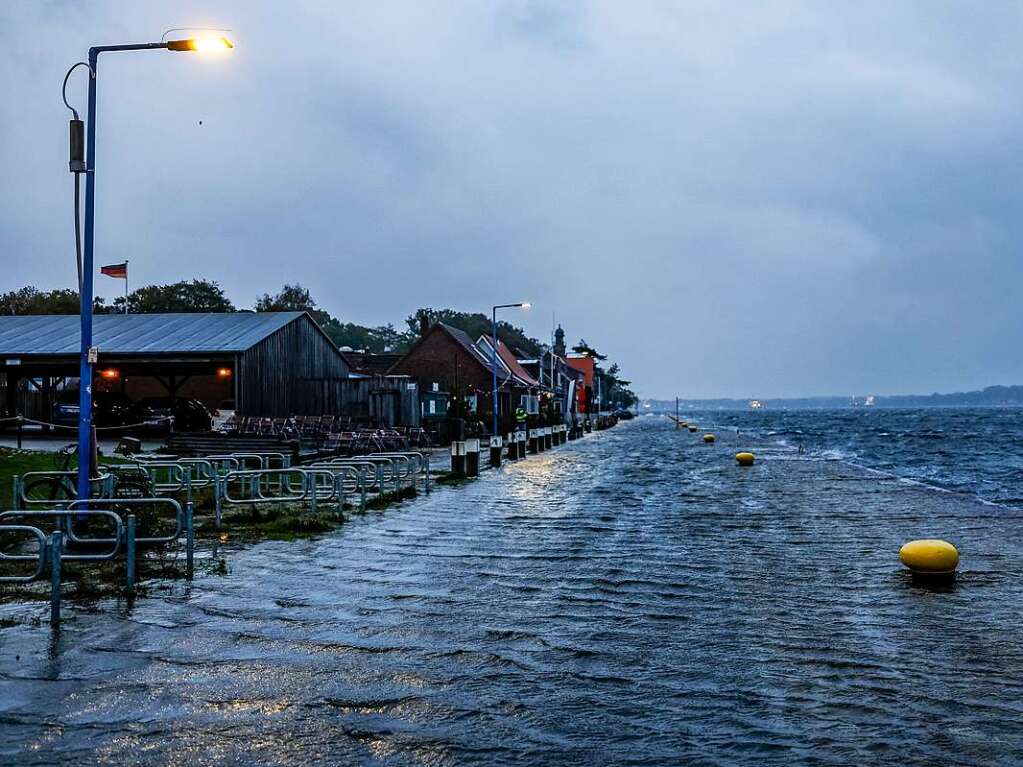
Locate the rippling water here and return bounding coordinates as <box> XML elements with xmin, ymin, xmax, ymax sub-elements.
<box><xmin>3</xmin><ymin>414</ymin><xmax>1023</xmax><ymax>765</ymax></box>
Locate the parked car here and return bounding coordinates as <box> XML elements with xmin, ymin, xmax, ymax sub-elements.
<box><xmin>136</xmin><ymin>397</ymin><xmax>214</xmax><ymax>433</ymax></box>
<box><xmin>52</xmin><ymin>390</ymin><xmax>138</xmax><ymax>429</ymax></box>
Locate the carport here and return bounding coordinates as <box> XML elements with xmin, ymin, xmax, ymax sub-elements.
<box><xmin>0</xmin><ymin>312</ymin><xmax>352</xmax><ymax>423</ymax></box>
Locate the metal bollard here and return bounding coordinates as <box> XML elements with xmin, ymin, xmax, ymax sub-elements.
<box><xmin>544</xmin><ymin>427</ymin><xmax>553</xmax><ymax>450</ymax></box>
<box><xmin>490</xmin><ymin>436</ymin><xmax>503</xmax><ymax>467</ymax></box>
<box><xmin>517</xmin><ymin>431</ymin><xmax>527</xmax><ymax>459</ymax></box>
<box><xmin>451</xmin><ymin>441</ymin><xmax>466</xmax><ymax>478</ymax></box>
<box><xmin>465</xmin><ymin>438</ymin><xmax>480</xmax><ymax>478</ymax></box>
<box><xmin>185</xmin><ymin>502</ymin><xmax>195</xmax><ymax>579</ymax></box>
<box><xmin>50</xmin><ymin>532</ymin><xmax>62</xmax><ymax>626</ymax></box>
<box><xmin>126</xmin><ymin>514</ymin><xmax>136</xmax><ymax>592</ymax></box>
<box><xmin>528</xmin><ymin>430</ymin><xmax>539</xmax><ymax>454</ymax></box>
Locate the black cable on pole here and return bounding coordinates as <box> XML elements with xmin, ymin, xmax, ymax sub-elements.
<box><xmin>62</xmin><ymin>61</ymin><xmax>91</xmax><ymax>301</ymax></box>
<box><xmin>74</xmin><ymin>173</ymin><xmax>83</xmax><ymax>294</ymax></box>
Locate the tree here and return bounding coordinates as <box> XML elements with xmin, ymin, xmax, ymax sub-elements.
<box><xmin>324</xmin><ymin>321</ymin><xmax>415</xmax><ymax>353</ymax></box>
<box><xmin>114</xmin><ymin>280</ymin><xmax>234</xmax><ymax>313</ymax></box>
<box><xmin>406</xmin><ymin>307</ymin><xmax>543</xmax><ymax>357</ymax></box>
<box><xmin>255</xmin><ymin>284</ymin><xmax>331</xmax><ymax>326</ymax></box>
<box><xmin>571</xmin><ymin>339</ymin><xmax>607</xmax><ymax>360</ymax></box>
<box><xmin>0</xmin><ymin>286</ymin><xmax>107</xmax><ymax>314</ymax></box>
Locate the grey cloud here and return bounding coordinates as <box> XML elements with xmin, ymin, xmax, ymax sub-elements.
<box><xmin>2</xmin><ymin>1</ymin><xmax>1023</xmax><ymax>398</ymax></box>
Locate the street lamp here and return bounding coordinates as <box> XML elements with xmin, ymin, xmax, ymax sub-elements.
<box><xmin>491</xmin><ymin>302</ymin><xmax>530</xmax><ymax>439</ymax></box>
<box><xmin>70</xmin><ymin>34</ymin><xmax>233</xmax><ymax>501</ymax></box>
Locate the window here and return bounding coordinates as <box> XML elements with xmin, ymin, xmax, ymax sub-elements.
<box><xmin>428</xmin><ymin>400</ymin><xmax>436</xmax><ymax>415</ymax></box>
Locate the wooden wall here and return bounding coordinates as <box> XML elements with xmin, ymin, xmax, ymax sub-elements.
<box><xmin>238</xmin><ymin>315</ymin><xmax>352</xmax><ymax>417</ymax></box>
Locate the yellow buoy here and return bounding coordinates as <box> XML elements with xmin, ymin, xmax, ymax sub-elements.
<box><xmin>899</xmin><ymin>539</ymin><xmax>959</xmax><ymax>575</ymax></box>
<box><xmin>703</xmin><ymin>433</ymin><xmax>716</xmax><ymax>443</ymax></box>
<box><xmin>735</xmin><ymin>451</ymin><xmax>755</xmax><ymax>466</ymax></box>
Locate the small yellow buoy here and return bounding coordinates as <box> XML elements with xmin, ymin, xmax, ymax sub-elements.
<box><xmin>899</xmin><ymin>539</ymin><xmax>959</xmax><ymax>576</ymax></box>
<box><xmin>735</xmin><ymin>451</ymin><xmax>755</xmax><ymax>466</ymax></box>
<box><xmin>703</xmin><ymin>433</ymin><xmax>716</xmax><ymax>443</ymax></box>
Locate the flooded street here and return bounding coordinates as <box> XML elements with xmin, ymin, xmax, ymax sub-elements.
<box><xmin>3</xmin><ymin>418</ymin><xmax>1023</xmax><ymax>765</ymax></box>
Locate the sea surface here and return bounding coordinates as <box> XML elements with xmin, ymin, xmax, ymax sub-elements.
<box><xmin>2</xmin><ymin>408</ymin><xmax>1023</xmax><ymax>765</ymax></box>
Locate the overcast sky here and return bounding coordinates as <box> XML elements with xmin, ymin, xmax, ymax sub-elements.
<box><xmin>2</xmin><ymin>2</ymin><xmax>1022</xmax><ymax>399</ymax></box>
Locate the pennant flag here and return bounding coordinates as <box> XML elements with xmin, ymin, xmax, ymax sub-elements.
<box><xmin>100</xmin><ymin>262</ymin><xmax>128</xmax><ymax>279</ymax></box>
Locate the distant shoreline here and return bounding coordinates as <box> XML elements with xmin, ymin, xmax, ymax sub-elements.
<box><xmin>645</xmin><ymin>384</ymin><xmax>1023</xmax><ymax>411</ymax></box>
<box><xmin>646</xmin><ymin>404</ymin><xmax>1023</xmax><ymax>412</ymax></box>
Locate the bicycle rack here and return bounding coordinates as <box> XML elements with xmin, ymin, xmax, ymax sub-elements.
<box><xmin>305</xmin><ymin>463</ymin><xmax>368</xmax><ymax>512</ymax></box>
<box><xmin>0</xmin><ymin>524</ymin><xmax>60</xmax><ymax>624</ymax></box>
<box><xmin>369</xmin><ymin>452</ymin><xmax>432</xmax><ymax>493</ymax></box>
<box><xmin>2</xmin><ymin>509</ymin><xmax>123</xmax><ymax>625</ymax></box>
<box><xmin>13</xmin><ymin>470</ymin><xmax>112</xmax><ymax>510</ymax></box>
<box><xmin>215</xmin><ymin>468</ymin><xmax>343</xmax><ymax>525</ymax></box>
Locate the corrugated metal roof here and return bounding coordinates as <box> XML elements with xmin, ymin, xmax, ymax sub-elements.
<box><xmin>0</xmin><ymin>312</ymin><xmax>305</xmax><ymax>356</ymax></box>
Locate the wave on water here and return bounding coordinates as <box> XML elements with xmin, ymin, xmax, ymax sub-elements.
<box><xmin>683</xmin><ymin>406</ymin><xmax>1023</xmax><ymax>511</ymax></box>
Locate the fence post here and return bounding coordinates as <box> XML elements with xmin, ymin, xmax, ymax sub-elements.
<box><xmin>185</xmin><ymin>502</ymin><xmax>194</xmax><ymax>579</ymax></box>
<box><xmin>423</xmin><ymin>455</ymin><xmax>431</xmax><ymax>494</ymax></box>
<box><xmin>215</xmin><ymin>476</ymin><xmax>223</xmax><ymax>529</ymax></box>
<box><xmin>125</xmin><ymin>514</ymin><xmax>136</xmax><ymax>592</ymax></box>
<box><xmin>49</xmin><ymin>532</ymin><xmax>62</xmax><ymax>626</ymax></box>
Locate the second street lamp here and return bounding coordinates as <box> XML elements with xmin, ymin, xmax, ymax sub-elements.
<box><xmin>70</xmin><ymin>34</ymin><xmax>233</xmax><ymax>502</ymax></box>
<box><xmin>491</xmin><ymin>302</ymin><xmax>530</xmax><ymax>440</ymax></box>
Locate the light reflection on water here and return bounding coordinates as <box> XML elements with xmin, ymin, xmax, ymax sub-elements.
<box><xmin>2</xmin><ymin>416</ymin><xmax>1023</xmax><ymax>765</ymax></box>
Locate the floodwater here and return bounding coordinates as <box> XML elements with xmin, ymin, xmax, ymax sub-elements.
<box><xmin>3</xmin><ymin>416</ymin><xmax>1023</xmax><ymax>765</ymax></box>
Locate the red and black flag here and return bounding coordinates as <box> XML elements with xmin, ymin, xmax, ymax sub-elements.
<box><xmin>100</xmin><ymin>262</ymin><xmax>128</xmax><ymax>279</ymax></box>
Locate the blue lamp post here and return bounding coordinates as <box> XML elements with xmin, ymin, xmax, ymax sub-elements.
<box><xmin>72</xmin><ymin>34</ymin><xmax>233</xmax><ymax>501</ymax></box>
<box><xmin>491</xmin><ymin>302</ymin><xmax>530</xmax><ymax>438</ymax></box>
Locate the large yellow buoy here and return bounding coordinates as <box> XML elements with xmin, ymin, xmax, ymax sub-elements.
<box><xmin>735</xmin><ymin>452</ymin><xmax>755</xmax><ymax>466</ymax></box>
<box><xmin>899</xmin><ymin>539</ymin><xmax>959</xmax><ymax>576</ymax></box>
<box><xmin>703</xmin><ymin>433</ymin><xmax>716</xmax><ymax>443</ymax></box>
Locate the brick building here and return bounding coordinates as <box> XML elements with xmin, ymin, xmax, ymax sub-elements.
<box><xmin>388</xmin><ymin>322</ymin><xmax>528</xmax><ymax>435</ymax></box>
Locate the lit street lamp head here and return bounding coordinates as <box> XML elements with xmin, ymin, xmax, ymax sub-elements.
<box><xmin>166</xmin><ymin>35</ymin><xmax>234</xmax><ymax>53</ymax></box>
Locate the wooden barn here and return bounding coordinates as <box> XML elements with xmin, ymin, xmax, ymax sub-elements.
<box><xmin>0</xmin><ymin>312</ymin><xmax>354</xmax><ymax>419</ymax></box>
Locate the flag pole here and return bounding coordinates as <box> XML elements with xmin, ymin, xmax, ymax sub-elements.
<box><xmin>124</xmin><ymin>260</ymin><xmax>129</xmax><ymax>314</ymax></box>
